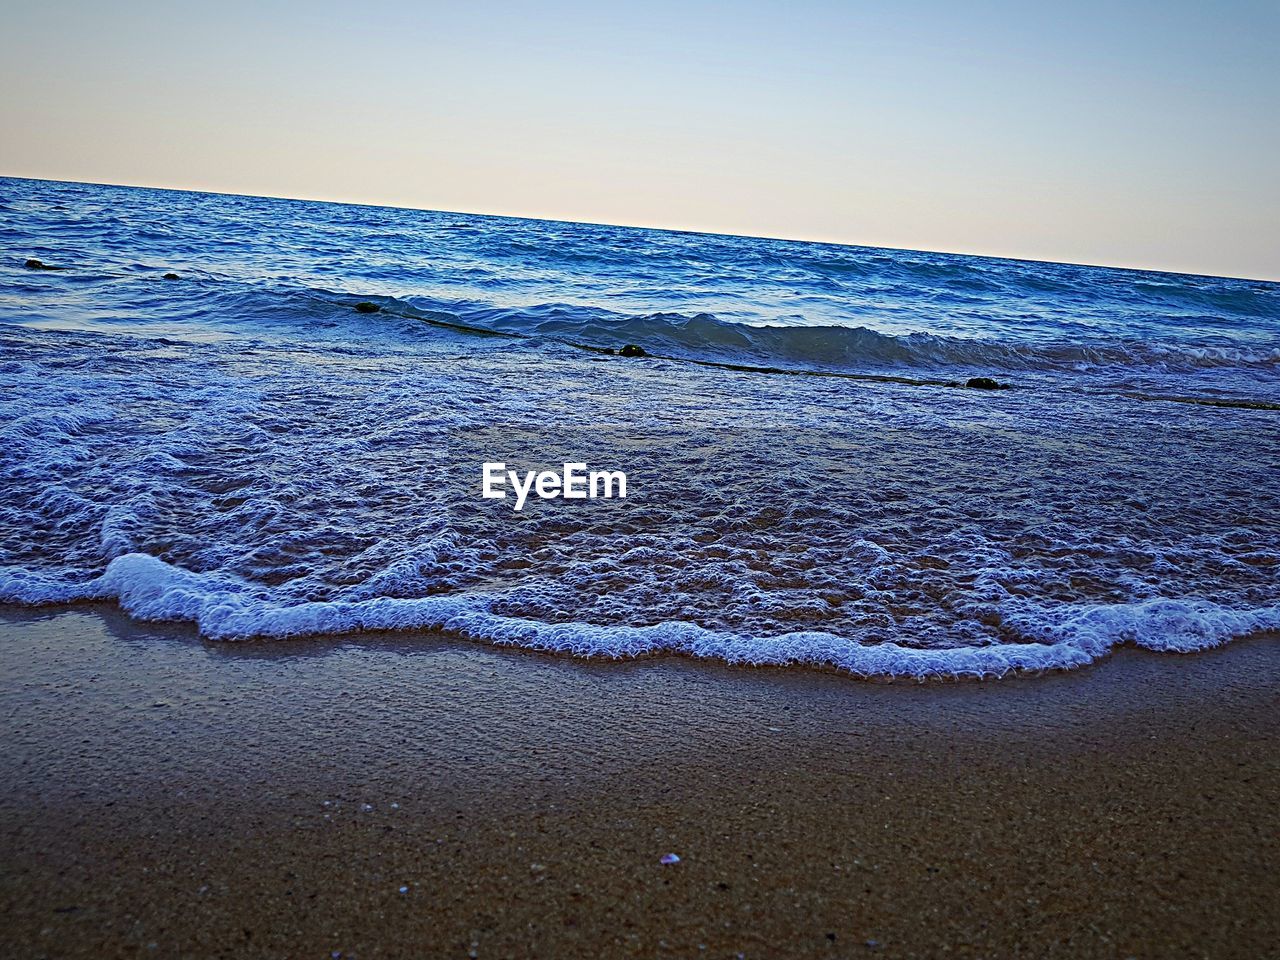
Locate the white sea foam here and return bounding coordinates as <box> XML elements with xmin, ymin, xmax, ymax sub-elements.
<box><xmin>3</xmin><ymin>554</ymin><xmax>1275</xmax><ymax>680</ymax></box>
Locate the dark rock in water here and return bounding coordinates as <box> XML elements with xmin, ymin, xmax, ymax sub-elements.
<box><xmin>162</xmin><ymin>272</ymin><xmax>180</xmax><ymax>280</ymax></box>
<box><xmin>25</xmin><ymin>258</ymin><xmax>64</xmax><ymax>270</ymax></box>
<box><xmin>619</xmin><ymin>344</ymin><xmax>647</xmax><ymax>358</ymax></box>
<box><xmin>354</xmin><ymin>301</ymin><xmax>381</xmax><ymax>314</ymax></box>
<box><xmin>600</xmin><ymin>347</ymin><xmax>616</xmax><ymax>355</ymax></box>
<box><xmin>966</xmin><ymin>377</ymin><xmax>1005</xmax><ymax>390</ymax></box>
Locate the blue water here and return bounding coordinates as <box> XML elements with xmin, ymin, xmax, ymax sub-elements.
<box><xmin>2</xmin><ymin>176</ymin><xmax>1278</xmax><ymax>678</ymax></box>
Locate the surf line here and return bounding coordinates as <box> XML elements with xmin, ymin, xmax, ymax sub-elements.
<box><xmin>385</xmin><ymin>303</ymin><xmax>979</xmax><ymax>391</ymax></box>
<box><xmin>367</xmin><ymin>301</ymin><xmax>1279</xmax><ymax>411</ymax></box>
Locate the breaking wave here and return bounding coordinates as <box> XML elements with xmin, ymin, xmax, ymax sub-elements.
<box><xmin>393</xmin><ymin>301</ymin><xmax>1280</xmax><ymax>375</ymax></box>
<box><xmin>3</xmin><ymin>554</ymin><xmax>1276</xmax><ymax>679</ymax></box>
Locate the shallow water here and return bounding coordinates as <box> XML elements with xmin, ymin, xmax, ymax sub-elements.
<box><xmin>2</xmin><ymin>177</ymin><xmax>1277</xmax><ymax>677</ymax></box>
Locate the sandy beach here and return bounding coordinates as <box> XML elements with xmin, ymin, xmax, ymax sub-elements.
<box><xmin>1</xmin><ymin>605</ymin><xmax>1276</xmax><ymax>958</ymax></box>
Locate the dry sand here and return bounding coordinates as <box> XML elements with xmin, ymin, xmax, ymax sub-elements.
<box><xmin>1</xmin><ymin>605</ymin><xmax>1277</xmax><ymax>958</ymax></box>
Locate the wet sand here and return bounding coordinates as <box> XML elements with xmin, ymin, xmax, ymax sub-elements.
<box><xmin>1</xmin><ymin>605</ymin><xmax>1277</xmax><ymax>958</ymax></box>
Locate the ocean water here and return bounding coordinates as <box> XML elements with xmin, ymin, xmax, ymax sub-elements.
<box><xmin>2</xmin><ymin>176</ymin><xmax>1278</xmax><ymax>679</ymax></box>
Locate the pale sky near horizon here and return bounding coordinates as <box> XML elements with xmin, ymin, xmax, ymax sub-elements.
<box><xmin>3</xmin><ymin>1</ymin><xmax>1277</xmax><ymax>279</ymax></box>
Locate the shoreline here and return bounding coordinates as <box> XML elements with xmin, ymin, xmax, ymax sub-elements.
<box><xmin>5</xmin><ymin>575</ymin><xmax>1274</xmax><ymax>680</ymax></box>
<box><xmin>2</xmin><ymin>605</ymin><xmax>1278</xmax><ymax>957</ymax></box>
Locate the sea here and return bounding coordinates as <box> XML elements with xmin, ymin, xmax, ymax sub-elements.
<box><xmin>2</xmin><ymin>176</ymin><xmax>1277</xmax><ymax>679</ymax></box>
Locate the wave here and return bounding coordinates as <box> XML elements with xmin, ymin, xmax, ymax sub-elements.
<box><xmin>3</xmin><ymin>554</ymin><xmax>1276</xmax><ymax>680</ymax></box>
<box><xmin>381</xmin><ymin>299</ymin><xmax>1280</xmax><ymax>376</ymax></box>
<box><xmin>5</xmin><ymin>235</ymin><xmax>1277</xmax><ymax>378</ymax></box>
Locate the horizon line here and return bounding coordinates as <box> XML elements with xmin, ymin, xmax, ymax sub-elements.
<box><xmin>4</xmin><ymin>173</ymin><xmax>1276</xmax><ymax>285</ymax></box>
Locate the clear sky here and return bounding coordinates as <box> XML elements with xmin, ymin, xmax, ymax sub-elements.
<box><xmin>3</xmin><ymin>0</ymin><xmax>1277</xmax><ymax>279</ymax></box>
